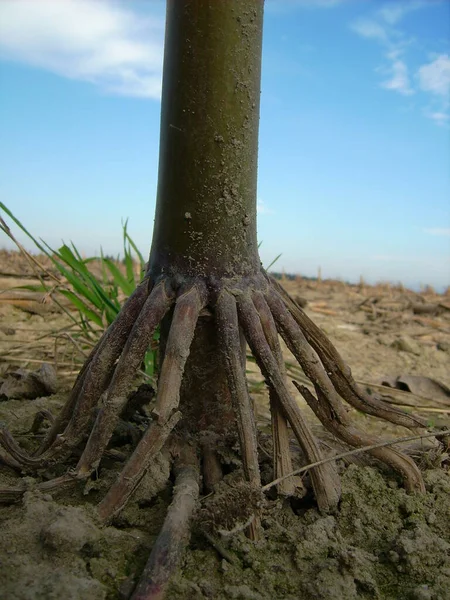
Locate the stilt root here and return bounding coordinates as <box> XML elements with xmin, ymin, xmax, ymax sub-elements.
<box><xmin>0</xmin><ymin>271</ymin><xmax>434</xmax><ymax>597</ymax></box>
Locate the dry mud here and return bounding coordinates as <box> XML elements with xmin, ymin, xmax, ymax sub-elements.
<box><xmin>1</xmin><ymin>444</ymin><xmax>449</xmax><ymax>599</ymax></box>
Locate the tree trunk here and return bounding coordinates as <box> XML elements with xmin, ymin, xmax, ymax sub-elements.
<box><xmin>149</xmin><ymin>0</ymin><xmax>265</xmax><ymax>467</ymax></box>
<box><xmin>148</xmin><ymin>0</ymin><xmax>264</xmax><ymax>280</ymax></box>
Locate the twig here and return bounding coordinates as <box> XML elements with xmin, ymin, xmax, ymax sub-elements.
<box><xmin>0</xmin><ymin>271</ymin><xmax>52</xmax><ymax>279</ymax></box>
<box><xmin>0</xmin><ymin>356</ymin><xmax>81</xmax><ymax>367</ymax></box>
<box><xmin>262</xmin><ymin>430</ymin><xmax>450</xmax><ymax>492</ymax></box>
<box><xmin>200</xmin><ymin>530</ymin><xmax>240</xmax><ymax>566</ymax></box>
<box><xmin>57</xmin><ymin>332</ymin><xmax>90</xmax><ymax>359</ymax></box>
<box><xmin>0</xmin><ymin>322</ymin><xmax>82</xmax><ymax>354</ymax></box>
<box><xmin>412</xmin><ymin>407</ymin><xmax>450</xmax><ymax>415</ymax></box>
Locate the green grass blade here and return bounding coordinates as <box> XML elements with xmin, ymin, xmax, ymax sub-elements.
<box><xmin>70</xmin><ymin>241</ymin><xmax>86</xmax><ymax>264</ymax></box>
<box><xmin>123</xmin><ymin>225</ymin><xmax>146</xmax><ymax>273</ymax></box>
<box><xmin>122</xmin><ymin>220</ymin><xmax>136</xmax><ymax>286</ymax></box>
<box><xmin>124</xmin><ymin>246</ymin><xmax>136</xmax><ymax>287</ymax></box>
<box><xmin>59</xmin><ymin>289</ymin><xmax>104</xmax><ymax>327</ymax></box>
<box><xmin>103</xmin><ymin>258</ymin><xmax>135</xmax><ymax>297</ymax></box>
<box><xmin>0</xmin><ymin>202</ymin><xmax>50</xmax><ymax>256</ymax></box>
<box><xmin>11</xmin><ymin>284</ymin><xmax>48</xmax><ymax>292</ymax></box>
<box><xmin>266</xmin><ymin>253</ymin><xmax>282</xmax><ymax>272</ymax></box>
<box><xmin>50</xmin><ymin>243</ymin><xmax>122</xmax><ymax>314</ymax></box>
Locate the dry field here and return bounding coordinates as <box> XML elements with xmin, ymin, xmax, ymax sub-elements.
<box><xmin>1</xmin><ymin>249</ymin><xmax>449</xmax><ymax>600</ymax></box>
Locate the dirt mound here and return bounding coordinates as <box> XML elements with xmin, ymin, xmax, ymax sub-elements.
<box><xmin>1</xmin><ymin>464</ymin><xmax>449</xmax><ymax>599</ymax></box>
<box><xmin>168</xmin><ymin>466</ymin><xmax>450</xmax><ymax>600</ymax></box>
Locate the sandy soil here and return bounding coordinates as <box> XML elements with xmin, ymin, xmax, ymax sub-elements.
<box><xmin>0</xmin><ymin>251</ymin><xmax>449</xmax><ymax>599</ymax></box>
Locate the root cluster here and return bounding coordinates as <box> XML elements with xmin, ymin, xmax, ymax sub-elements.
<box><xmin>0</xmin><ymin>270</ymin><xmax>431</xmax><ymax>595</ymax></box>
<box><xmin>1</xmin><ymin>270</ymin><xmax>427</xmax><ymax>511</ymax></box>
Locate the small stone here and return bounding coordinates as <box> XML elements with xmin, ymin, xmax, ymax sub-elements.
<box><xmin>389</xmin><ymin>551</ymin><xmax>400</xmax><ymax>563</ymax></box>
<box><xmin>427</xmin><ymin>512</ymin><xmax>436</xmax><ymax>525</ymax></box>
<box><xmin>40</xmin><ymin>506</ymin><xmax>100</xmax><ymax>552</ymax></box>
<box><xmin>199</xmin><ymin>580</ymin><xmax>215</xmax><ymax>598</ymax></box>
<box><xmin>293</xmin><ymin>295</ymin><xmax>308</xmax><ymax>308</ymax></box>
<box><xmin>437</xmin><ymin>341</ymin><xmax>449</xmax><ymax>352</ymax></box>
<box><xmin>0</xmin><ymin>326</ymin><xmax>15</xmax><ymax>335</ymax></box>
<box><xmin>377</xmin><ymin>334</ymin><xmax>394</xmax><ymax>346</ymax></box>
<box><xmin>391</xmin><ymin>336</ymin><xmax>422</xmax><ymax>356</ymax></box>
<box><xmin>118</xmin><ymin>576</ymin><xmax>137</xmax><ymax>600</ymax></box>
<box><xmin>0</xmin><ymin>363</ymin><xmax>57</xmax><ymax>400</ymax></box>
<box><xmin>411</xmin><ymin>585</ymin><xmax>432</xmax><ymax>600</ymax></box>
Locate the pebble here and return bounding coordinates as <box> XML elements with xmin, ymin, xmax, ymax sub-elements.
<box><xmin>391</xmin><ymin>336</ymin><xmax>422</xmax><ymax>356</ymax></box>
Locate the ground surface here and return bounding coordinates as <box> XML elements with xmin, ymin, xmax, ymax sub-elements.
<box><xmin>0</xmin><ymin>250</ymin><xmax>449</xmax><ymax>599</ymax></box>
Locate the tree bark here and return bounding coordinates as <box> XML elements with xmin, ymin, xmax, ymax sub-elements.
<box><xmin>148</xmin><ymin>0</ymin><xmax>264</xmax><ymax>279</ymax></box>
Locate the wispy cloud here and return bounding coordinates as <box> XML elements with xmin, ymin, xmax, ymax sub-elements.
<box><xmin>257</xmin><ymin>200</ymin><xmax>274</xmax><ymax>215</ymax></box>
<box><xmin>417</xmin><ymin>54</ymin><xmax>450</xmax><ymax>125</ymax></box>
<box><xmin>350</xmin><ymin>11</ymin><xmax>415</xmax><ymax>97</ymax></box>
<box><xmin>376</xmin><ymin>1</ymin><xmax>426</xmax><ymax>25</ymax></box>
<box><xmin>418</xmin><ymin>54</ymin><xmax>450</xmax><ymax>97</ymax></box>
<box><xmin>380</xmin><ymin>54</ymin><xmax>414</xmax><ymax>95</ymax></box>
<box><xmin>350</xmin><ymin>18</ymin><xmax>388</xmax><ymax>43</ymax></box>
<box><xmin>426</xmin><ymin>111</ymin><xmax>450</xmax><ymax>126</ymax></box>
<box><xmin>424</xmin><ymin>228</ymin><xmax>450</xmax><ymax>237</ymax></box>
<box><xmin>350</xmin><ymin>2</ymin><xmax>449</xmax><ymax>124</ymax></box>
<box><xmin>0</xmin><ymin>0</ymin><xmax>164</xmax><ymax>98</ymax></box>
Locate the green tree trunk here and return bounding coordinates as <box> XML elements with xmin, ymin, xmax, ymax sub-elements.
<box><xmin>148</xmin><ymin>0</ymin><xmax>264</xmax><ymax>280</ymax></box>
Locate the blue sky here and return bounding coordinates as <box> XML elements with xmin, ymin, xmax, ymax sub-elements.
<box><xmin>0</xmin><ymin>0</ymin><xmax>449</xmax><ymax>290</ymax></box>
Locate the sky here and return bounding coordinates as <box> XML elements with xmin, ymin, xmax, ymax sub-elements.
<box><xmin>0</xmin><ymin>0</ymin><xmax>449</xmax><ymax>291</ymax></box>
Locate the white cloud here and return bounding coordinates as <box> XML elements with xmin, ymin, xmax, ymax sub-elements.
<box><xmin>377</xmin><ymin>1</ymin><xmax>426</xmax><ymax>25</ymax></box>
<box><xmin>424</xmin><ymin>228</ymin><xmax>450</xmax><ymax>237</ymax></box>
<box><xmin>426</xmin><ymin>111</ymin><xmax>450</xmax><ymax>126</ymax></box>
<box><xmin>417</xmin><ymin>54</ymin><xmax>450</xmax><ymax>97</ymax></box>
<box><xmin>381</xmin><ymin>59</ymin><xmax>414</xmax><ymax>95</ymax></box>
<box><xmin>350</xmin><ymin>18</ymin><xmax>388</xmax><ymax>43</ymax></box>
<box><xmin>417</xmin><ymin>55</ymin><xmax>450</xmax><ymax>124</ymax></box>
<box><xmin>257</xmin><ymin>200</ymin><xmax>274</xmax><ymax>215</ymax></box>
<box><xmin>351</xmin><ymin>19</ymin><xmax>414</xmax><ymax>96</ymax></box>
<box><xmin>0</xmin><ymin>0</ymin><xmax>164</xmax><ymax>98</ymax></box>
<box><xmin>350</xmin><ymin>4</ymin><xmax>450</xmax><ymax>125</ymax></box>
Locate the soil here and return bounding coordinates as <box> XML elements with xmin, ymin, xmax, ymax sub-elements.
<box><xmin>0</xmin><ymin>251</ymin><xmax>449</xmax><ymax>600</ymax></box>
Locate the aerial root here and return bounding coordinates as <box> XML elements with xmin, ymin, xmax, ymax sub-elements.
<box><xmin>0</xmin><ymin>273</ymin><xmax>431</xmax><ymax>522</ymax></box>
<box><xmin>251</xmin><ymin>291</ymin><xmax>304</xmax><ymax>498</ymax></box>
<box><xmin>42</xmin><ymin>279</ymin><xmax>158</xmax><ymax>460</ymax></box>
<box><xmin>0</xmin><ymin>442</ymin><xmax>23</xmax><ymax>472</ymax></box>
<box><xmin>216</xmin><ymin>290</ymin><xmax>261</xmax><ymax>539</ymax></box>
<box><xmin>75</xmin><ymin>280</ymin><xmax>174</xmax><ymax>478</ymax></box>
<box><xmin>0</xmin><ymin>280</ymin><xmax>154</xmax><ymax>471</ymax></box>
<box><xmin>269</xmin><ymin>276</ymin><xmax>426</xmax><ymax>429</ymax></box>
<box><xmin>0</xmin><ymin>424</ymin><xmax>40</xmax><ymax>469</ymax></box>
<box><xmin>265</xmin><ymin>286</ymin><xmax>426</xmax><ymax>493</ymax></box>
<box><xmin>294</xmin><ymin>382</ymin><xmax>426</xmax><ymax>492</ymax></box>
<box><xmin>0</xmin><ymin>281</ymin><xmax>205</xmax><ymax>513</ymax></box>
<box><xmin>237</xmin><ymin>292</ymin><xmax>341</xmax><ymax>513</ymax></box>
<box><xmin>98</xmin><ymin>284</ymin><xmax>205</xmax><ymax>522</ymax></box>
<box><xmin>0</xmin><ymin>271</ymin><xmax>437</xmax><ymax>600</ymax></box>
<box><xmin>131</xmin><ymin>445</ymin><xmax>200</xmax><ymax>600</ymax></box>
